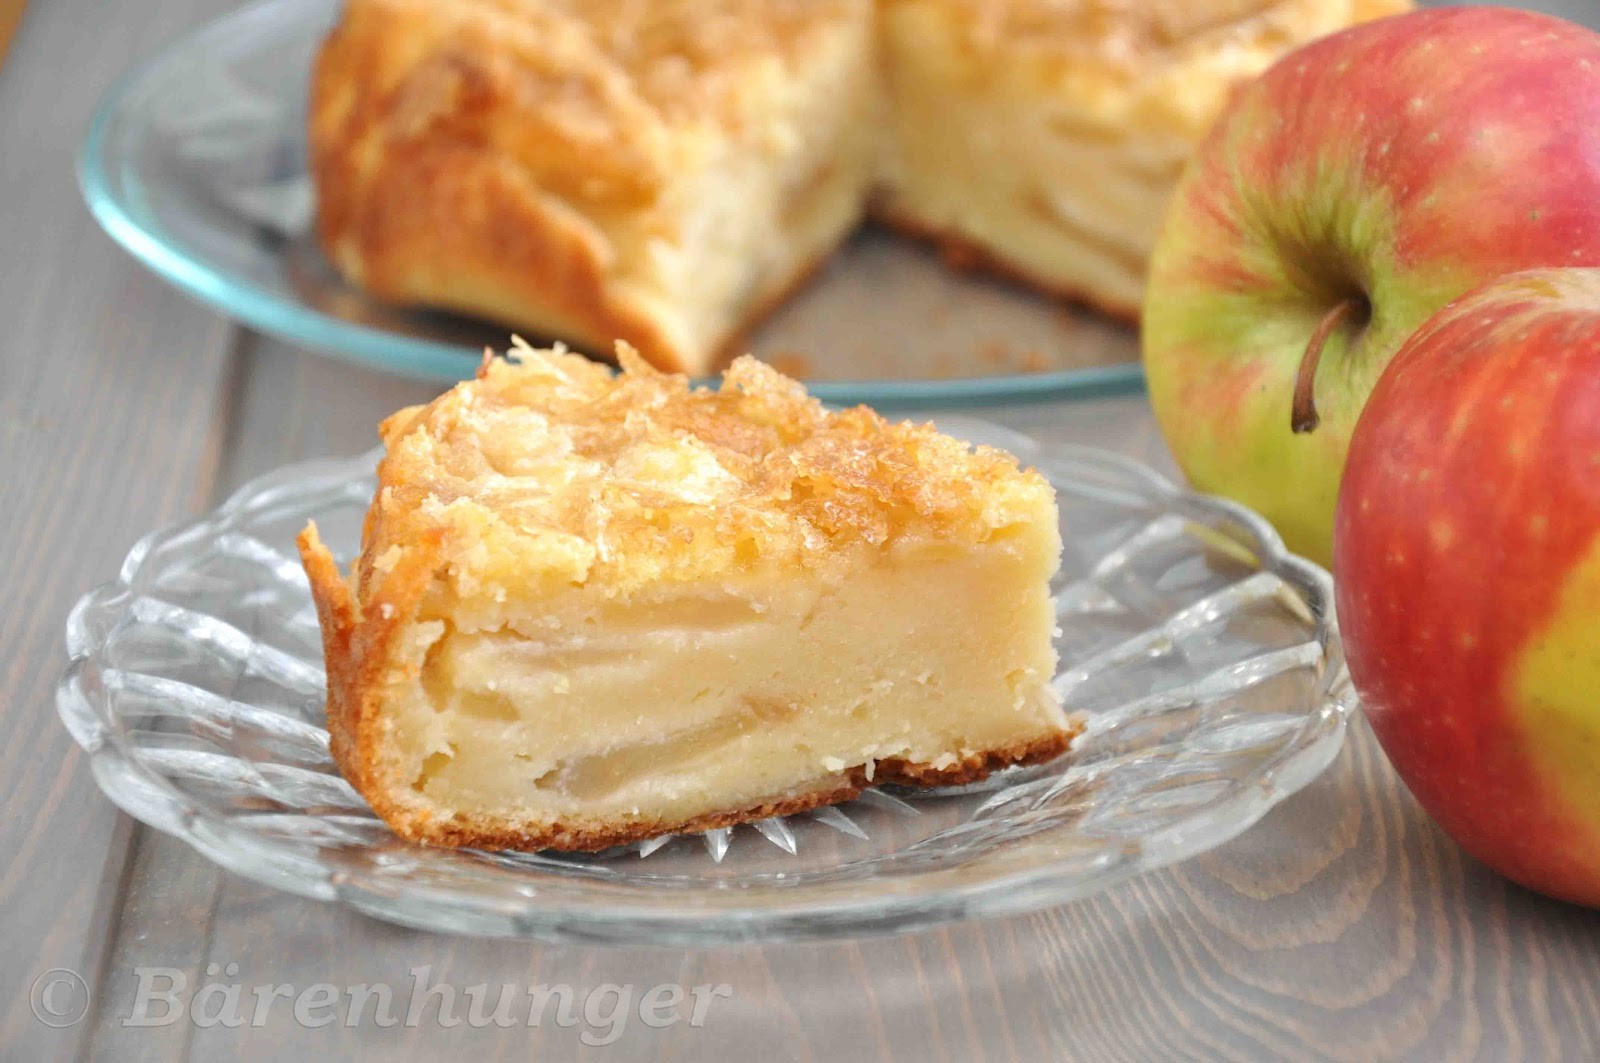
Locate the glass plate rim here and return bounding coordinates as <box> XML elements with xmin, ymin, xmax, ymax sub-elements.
<box><xmin>75</xmin><ymin>0</ymin><xmax>1148</xmax><ymax>408</ymax></box>
<box><xmin>58</xmin><ymin>433</ymin><xmax>1349</xmax><ymax>943</ymax></box>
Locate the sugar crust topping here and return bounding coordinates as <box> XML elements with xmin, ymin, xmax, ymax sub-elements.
<box><xmin>356</xmin><ymin>344</ymin><xmax>1055</xmax><ymax>599</ymax></box>
<box><xmin>321</xmin><ymin>0</ymin><xmax>866</xmax><ymax>209</ymax></box>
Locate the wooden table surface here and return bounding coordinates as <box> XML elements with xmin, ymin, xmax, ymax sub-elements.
<box><xmin>5</xmin><ymin>1</ymin><xmax>1600</xmax><ymax>1059</ymax></box>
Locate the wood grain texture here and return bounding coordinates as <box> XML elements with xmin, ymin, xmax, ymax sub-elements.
<box><xmin>82</xmin><ymin>347</ymin><xmax>1600</xmax><ymax>1060</ymax></box>
<box><xmin>0</xmin><ymin>0</ymin><xmax>243</xmax><ymax>1059</ymax></box>
<box><xmin>13</xmin><ymin>0</ymin><xmax>1600</xmax><ymax>1058</ymax></box>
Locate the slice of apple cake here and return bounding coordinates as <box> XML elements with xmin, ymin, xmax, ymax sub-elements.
<box><xmin>298</xmin><ymin>344</ymin><xmax>1076</xmax><ymax>851</ymax></box>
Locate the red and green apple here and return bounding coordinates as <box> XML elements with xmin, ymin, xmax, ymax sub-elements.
<box><xmin>1143</xmin><ymin>7</ymin><xmax>1600</xmax><ymax>564</ymax></box>
<box><xmin>1335</xmin><ymin>267</ymin><xmax>1600</xmax><ymax>907</ymax></box>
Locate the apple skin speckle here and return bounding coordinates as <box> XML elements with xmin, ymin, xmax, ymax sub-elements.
<box><xmin>1335</xmin><ymin>268</ymin><xmax>1600</xmax><ymax>908</ymax></box>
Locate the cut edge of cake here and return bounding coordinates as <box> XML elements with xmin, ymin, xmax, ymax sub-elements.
<box><xmin>297</xmin><ymin>344</ymin><xmax>1078</xmax><ymax>852</ymax></box>
<box><xmin>309</xmin><ymin>0</ymin><xmax>1413</xmax><ymax>376</ymax></box>
<box><xmin>310</xmin><ymin>0</ymin><xmax>881</xmax><ymax>377</ymax></box>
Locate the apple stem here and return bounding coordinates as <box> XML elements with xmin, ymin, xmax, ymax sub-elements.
<box><xmin>1291</xmin><ymin>298</ymin><xmax>1362</xmax><ymax>435</ymax></box>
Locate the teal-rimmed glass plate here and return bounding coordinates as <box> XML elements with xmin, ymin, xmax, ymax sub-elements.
<box><xmin>78</xmin><ymin>0</ymin><xmax>1145</xmax><ymax>406</ymax></box>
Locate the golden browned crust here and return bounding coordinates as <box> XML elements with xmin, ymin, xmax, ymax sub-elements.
<box><xmin>298</xmin><ymin>521</ymin><xmax>443</xmax><ymax>816</ymax></box>
<box><xmin>309</xmin><ymin>6</ymin><xmax>682</xmax><ymax>370</ymax></box>
<box><xmin>341</xmin><ymin>345</ymin><xmax>1056</xmax><ymax>606</ymax></box>
<box><xmin>296</xmin><ymin>524</ymin><xmax>356</xmax><ymax>770</ymax></box>
<box><xmin>315</xmin><ymin>137</ymin><xmax>694</xmax><ymax>370</ymax></box>
<box><xmin>310</xmin><ymin>0</ymin><xmax>869</xmax><ymax>374</ymax></box>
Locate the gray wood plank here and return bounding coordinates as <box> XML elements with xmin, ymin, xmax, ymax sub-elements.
<box><xmin>0</xmin><ymin>0</ymin><xmax>249</xmax><ymax>1059</ymax></box>
<box><xmin>93</xmin><ymin>338</ymin><xmax>1600</xmax><ymax>1060</ymax></box>
<box><xmin>81</xmin><ymin>336</ymin><xmax>437</xmax><ymax>1063</ymax></box>
<box><xmin>31</xmin><ymin>0</ymin><xmax>1600</xmax><ymax>1058</ymax></box>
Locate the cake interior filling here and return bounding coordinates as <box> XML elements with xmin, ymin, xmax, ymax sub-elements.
<box><xmin>876</xmin><ymin>21</ymin><xmax>1184</xmax><ymax>315</ymax></box>
<box><xmin>384</xmin><ymin>537</ymin><xmax>1063</xmax><ymax>828</ymax></box>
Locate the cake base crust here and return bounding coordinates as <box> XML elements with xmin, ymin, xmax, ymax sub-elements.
<box><xmin>390</xmin><ymin>727</ymin><xmax>1080</xmax><ymax>852</ymax></box>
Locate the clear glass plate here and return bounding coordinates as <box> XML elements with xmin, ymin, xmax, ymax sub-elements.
<box><xmin>77</xmin><ymin>0</ymin><xmax>1145</xmax><ymax>407</ymax></box>
<box><xmin>58</xmin><ymin>420</ymin><xmax>1346</xmax><ymax>944</ymax></box>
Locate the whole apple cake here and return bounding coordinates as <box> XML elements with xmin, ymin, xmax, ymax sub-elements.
<box><xmin>310</xmin><ymin>0</ymin><xmax>1408</xmax><ymax>375</ymax></box>
<box><xmin>297</xmin><ymin>344</ymin><xmax>1078</xmax><ymax>851</ymax></box>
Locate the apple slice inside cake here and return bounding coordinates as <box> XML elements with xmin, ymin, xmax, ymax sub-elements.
<box><xmin>298</xmin><ymin>345</ymin><xmax>1076</xmax><ymax>851</ymax></box>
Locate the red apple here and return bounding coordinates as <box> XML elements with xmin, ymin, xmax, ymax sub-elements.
<box><xmin>1144</xmin><ymin>7</ymin><xmax>1600</xmax><ymax>565</ymax></box>
<box><xmin>1335</xmin><ymin>268</ymin><xmax>1600</xmax><ymax>907</ymax></box>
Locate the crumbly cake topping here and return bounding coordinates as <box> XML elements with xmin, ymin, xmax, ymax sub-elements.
<box><xmin>324</xmin><ymin>0</ymin><xmax>865</xmax><ymax>208</ymax></box>
<box><xmin>358</xmin><ymin>344</ymin><xmax>1054</xmax><ymax>600</ymax></box>
<box><xmin>319</xmin><ymin>0</ymin><xmax>1404</xmax><ymax>220</ymax></box>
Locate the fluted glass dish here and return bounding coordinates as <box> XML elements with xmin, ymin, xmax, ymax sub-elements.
<box><xmin>77</xmin><ymin>0</ymin><xmax>1144</xmax><ymax>407</ymax></box>
<box><xmin>58</xmin><ymin>420</ymin><xmax>1347</xmax><ymax>944</ymax></box>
